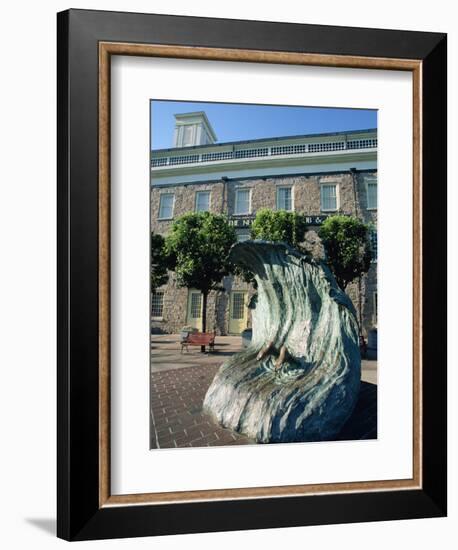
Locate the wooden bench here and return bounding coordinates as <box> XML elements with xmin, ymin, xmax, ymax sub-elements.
<box><xmin>181</xmin><ymin>331</ymin><xmax>216</xmax><ymax>353</ymax></box>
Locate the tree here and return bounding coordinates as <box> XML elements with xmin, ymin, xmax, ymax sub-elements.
<box><xmin>165</xmin><ymin>212</ymin><xmax>236</xmax><ymax>346</ymax></box>
<box><xmin>233</xmin><ymin>208</ymin><xmax>309</xmax><ymax>287</ymax></box>
<box><xmin>318</xmin><ymin>215</ymin><xmax>372</xmax><ymax>291</ymax></box>
<box><xmin>151</xmin><ymin>232</ymin><xmax>169</xmax><ymax>293</ymax></box>
<box><xmin>250</xmin><ymin>208</ymin><xmax>308</xmax><ymax>249</ymax></box>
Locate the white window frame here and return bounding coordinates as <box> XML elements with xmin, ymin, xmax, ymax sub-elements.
<box><xmin>234</xmin><ymin>188</ymin><xmax>252</xmax><ymax>215</ymax></box>
<box><xmin>320</xmin><ymin>182</ymin><xmax>340</xmax><ymax>212</ymax></box>
<box><xmin>366</xmin><ymin>176</ymin><xmax>378</xmax><ymax>210</ymax></box>
<box><xmin>276</xmin><ymin>185</ymin><xmax>294</xmax><ymax>211</ymax></box>
<box><xmin>151</xmin><ymin>291</ymin><xmax>165</xmax><ymax>320</ymax></box>
<box><xmin>158</xmin><ymin>193</ymin><xmax>175</xmax><ymax>220</ymax></box>
<box><xmin>195</xmin><ymin>190</ymin><xmax>211</xmax><ymax>213</ymax></box>
<box><xmin>187</xmin><ymin>289</ymin><xmax>203</xmax><ymax>321</ymax></box>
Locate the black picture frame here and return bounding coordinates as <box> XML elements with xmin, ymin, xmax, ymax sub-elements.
<box><xmin>57</xmin><ymin>8</ymin><xmax>447</xmax><ymax>541</ymax></box>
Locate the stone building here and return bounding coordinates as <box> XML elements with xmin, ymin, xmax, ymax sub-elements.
<box><xmin>151</xmin><ymin>112</ymin><xmax>377</xmax><ymax>345</ymax></box>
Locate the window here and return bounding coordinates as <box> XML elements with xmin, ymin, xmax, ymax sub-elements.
<box><xmin>195</xmin><ymin>191</ymin><xmax>210</xmax><ymax>212</ymax></box>
<box><xmin>158</xmin><ymin>193</ymin><xmax>174</xmax><ymax>220</ymax></box>
<box><xmin>235</xmin><ymin>189</ymin><xmax>251</xmax><ymax>215</ymax></box>
<box><xmin>276</xmin><ymin>186</ymin><xmax>293</xmax><ymax>211</ymax></box>
<box><xmin>186</xmin><ymin>290</ymin><xmax>203</xmax><ymax>327</ymax></box>
<box><xmin>366</xmin><ymin>178</ymin><xmax>378</xmax><ymax>210</ymax></box>
<box><xmin>320</xmin><ymin>183</ymin><xmax>338</xmax><ymax>211</ymax></box>
<box><xmin>190</xmin><ymin>292</ymin><xmax>202</xmax><ymax>319</ymax></box>
<box><xmin>231</xmin><ymin>293</ymin><xmax>245</xmax><ymax>320</ymax></box>
<box><xmin>237</xmin><ymin>232</ymin><xmax>251</xmax><ymax>242</ymax></box>
<box><xmin>370</xmin><ymin>229</ymin><xmax>378</xmax><ymax>262</ymax></box>
<box><xmin>151</xmin><ymin>291</ymin><xmax>164</xmax><ymax>318</ymax></box>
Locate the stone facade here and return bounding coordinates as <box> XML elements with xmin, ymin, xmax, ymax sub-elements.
<box><xmin>151</xmin><ymin>170</ymin><xmax>377</xmax><ymax>339</ymax></box>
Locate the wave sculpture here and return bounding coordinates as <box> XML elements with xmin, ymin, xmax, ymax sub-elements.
<box><xmin>203</xmin><ymin>241</ymin><xmax>361</xmax><ymax>443</ymax></box>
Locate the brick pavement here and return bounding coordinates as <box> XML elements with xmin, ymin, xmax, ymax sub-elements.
<box><xmin>151</xmin><ymin>363</ymin><xmax>254</xmax><ymax>448</ymax></box>
<box><xmin>150</xmin><ymin>362</ymin><xmax>377</xmax><ymax>449</ymax></box>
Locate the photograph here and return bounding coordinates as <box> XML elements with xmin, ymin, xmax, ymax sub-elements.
<box><xmin>51</xmin><ymin>6</ymin><xmax>447</xmax><ymax>542</ymax></box>
<box><xmin>150</xmin><ymin>100</ymin><xmax>378</xmax><ymax>449</ymax></box>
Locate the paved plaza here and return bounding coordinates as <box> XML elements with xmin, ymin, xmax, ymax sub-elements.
<box><xmin>151</xmin><ymin>334</ymin><xmax>378</xmax><ymax>449</ymax></box>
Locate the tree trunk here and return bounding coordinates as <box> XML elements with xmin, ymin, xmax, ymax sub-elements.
<box><xmin>201</xmin><ymin>291</ymin><xmax>208</xmax><ymax>353</ymax></box>
<box><xmin>338</xmin><ymin>278</ymin><xmax>346</xmax><ymax>292</ymax></box>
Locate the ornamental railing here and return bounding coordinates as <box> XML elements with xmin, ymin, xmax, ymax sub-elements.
<box><xmin>151</xmin><ymin>138</ymin><xmax>377</xmax><ymax>167</ymax></box>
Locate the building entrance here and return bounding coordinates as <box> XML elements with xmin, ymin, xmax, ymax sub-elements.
<box><xmin>186</xmin><ymin>290</ymin><xmax>203</xmax><ymax>330</ymax></box>
<box><xmin>229</xmin><ymin>291</ymin><xmax>248</xmax><ymax>334</ymax></box>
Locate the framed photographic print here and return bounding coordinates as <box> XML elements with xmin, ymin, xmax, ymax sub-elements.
<box><xmin>57</xmin><ymin>9</ymin><xmax>447</xmax><ymax>541</ymax></box>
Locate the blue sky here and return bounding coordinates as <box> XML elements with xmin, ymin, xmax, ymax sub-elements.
<box><xmin>150</xmin><ymin>100</ymin><xmax>377</xmax><ymax>150</ymax></box>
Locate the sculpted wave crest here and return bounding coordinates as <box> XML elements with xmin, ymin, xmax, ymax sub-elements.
<box><xmin>203</xmin><ymin>240</ymin><xmax>361</xmax><ymax>443</ymax></box>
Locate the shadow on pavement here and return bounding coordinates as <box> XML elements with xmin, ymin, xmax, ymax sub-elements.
<box><xmin>336</xmin><ymin>381</ymin><xmax>377</xmax><ymax>440</ymax></box>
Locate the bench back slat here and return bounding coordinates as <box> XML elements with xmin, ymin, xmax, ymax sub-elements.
<box><xmin>186</xmin><ymin>332</ymin><xmax>215</xmax><ymax>344</ymax></box>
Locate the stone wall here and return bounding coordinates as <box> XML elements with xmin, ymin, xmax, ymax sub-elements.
<box><xmin>151</xmin><ymin>171</ymin><xmax>377</xmax><ymax>339</ymax></box>
<box><xmin>151</xmin><ymin>180</ymin><xmax>225</xmax><ymax>235</ymax></box>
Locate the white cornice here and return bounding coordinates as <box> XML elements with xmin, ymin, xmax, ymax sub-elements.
<box><xmin>151</xmin><ymin>150</ymin><xmax>377</xmax><ymax>187</ymax></box>
<box><xmin>152</xmin><ymin>149</ymin><xmax>376</xmax><ymax>175</ymax></box>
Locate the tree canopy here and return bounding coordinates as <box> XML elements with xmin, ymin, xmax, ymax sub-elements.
<box><xmin>151</xmin><ymin>232</ymin><xmax>169</xmax><ymax>293</ymax></box>
<box><xmin>234</xmin><ymin>208</ymin><xmax>309</xmax><ymax>287</ymax></box>
<box><xmin>165</xmin><ymin>211</ymin><xmax>237</xmax><ymax>293</ymax></box>
<box><xmin>250</xmin><ymin>208</ymin><xmax>308</xmax><ymax>250</ymax></box>
<box><xmin>318</xmin><ymin>215</ymin><xmax>373</xmax><ymax>290</ymax></box>
<box><xmin>165</xmin><ymin>211</ymin><xmax>237</xmax><ymax>333</ymax></box>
